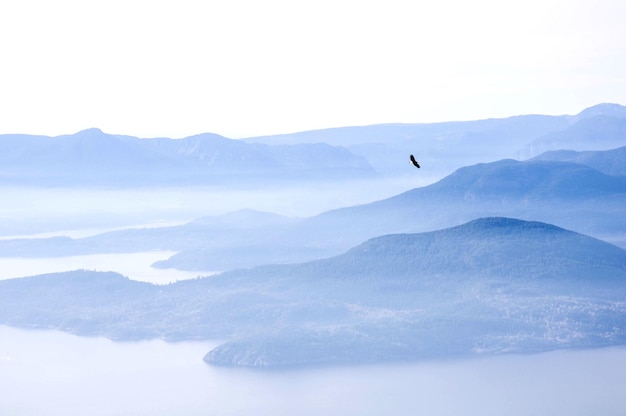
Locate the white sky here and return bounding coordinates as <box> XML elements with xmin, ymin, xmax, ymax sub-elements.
<box><xmin>1</xmin><ymin>0</ymin><xmax>625</xmax><ymax>139</ymax></box>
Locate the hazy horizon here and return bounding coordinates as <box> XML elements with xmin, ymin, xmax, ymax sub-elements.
<box><xmin>2</xmin><ymin>1</ymin><xmax>625</xmax><ymax>138</ymax></box>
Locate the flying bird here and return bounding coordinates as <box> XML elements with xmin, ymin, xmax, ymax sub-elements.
<box><xmin>409</xmin><ymin>154</ymin><xmax>420</xmax><ymax>169</ymax></box>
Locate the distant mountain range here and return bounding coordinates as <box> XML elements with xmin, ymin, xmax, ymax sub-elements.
<box><xmin>1</xmin><ymin>103</ymin><xmax>625</xmax><ymax>185</ymax></box>
<box><xmin>245</xmin><ymin>102</ymin><xmax>626</xmax><ymax>176</ymax></box>
<box><xmin>531</xmin><ymin>146</ymin><xmax>626</xmax><ymax>176</ymax></box>
<box><xmin>284</xmin><ymin>153</ymin><xmax>626</xmax><ymax>247</ymax></box>
<box><xmin>141</xmin><ymin>148</ymin><xmax>626</xmax><ymax>269</ymax></box>
<box><xmin>1</xmin><ymin>149</ymin><xmax>625</xmax><ymax>269</ymax></box>
<box><xmin>518</xmin><ymin>111</ymin><xmax>626</xmax><ymax>159</ymax></box>
<box><xmin>2</xmin><ymin>103</ymin><xmax>626</xmax><ymax>368</ymax></box>
<box><xmin>0</xmin><ymin>129</ymin><xmax>375</xmax><ymax>185</ymax></box>
<box><xmin>1</xmin><ymin>218</ymin><xmax>624</xmax><ymax>367</ymax></box>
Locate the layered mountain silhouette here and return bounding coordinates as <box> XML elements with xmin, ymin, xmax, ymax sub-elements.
<box><xmin>157</xmin><ymin>152</ymin><xmax>626</xmax><ymax>270</ymax></box>
<box><xmin>0</xmin><ymin>128</ymin><xmax>375</xmax><ymax>185</ymax></box>
<box><xmin>245</xmin><ymin>103</ymin><xmax>626</xmax><ymax>176</ymax></box>
<box><xmin>2</xmin><ymin>103</ymin><xmax>626</xmax><ymax>369</ymax></box>
<box><xmin>287</xmin><ymin>157</ymin><xmax>626</xmax><ymax>250</ymax></box>
<box><xmin>244</xmin><ymin>103</ymin><xmax>626</xmax><ymax>147</ymax></box>
<box><xmin>518</xmin><ymin>113</ymin><xmax>626</xmax><ymax>159</ymax></box>
<box><xmin>530</xmin><ymin>146</ymin><xmax>626</xmax><ymax>176</ymax></box>
<box><xmin>1</xmin><ymin>103</ymin><xmax>625</xmax><ymax>185</ymax></box>
<box><xmin>1</xmin><ymin>152</ymin><xmax>625</xmax><ymax>269</ymax></box>
<box><xmin>0</xmin><ymin>218</ymin><xmax>624</xmax><ymax>367</ymax></box>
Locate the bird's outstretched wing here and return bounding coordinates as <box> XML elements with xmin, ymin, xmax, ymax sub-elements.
<box><xmin>410</xmin><ymin>154</ymin><xmax>421</xmax><ymax>168</ymax></box>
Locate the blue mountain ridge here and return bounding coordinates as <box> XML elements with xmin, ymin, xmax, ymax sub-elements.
<box><xmin>284</xmin><ymin>157</ymin><xmax>626</xmax><ymax>254</ymax></box>
<box><xmin>519</xmin><ymin>113</ymin><xmax>626</xmax><ymax>158</ymax></box>
<box><xmin>530</xmin><ymin>146</ymin><xmax>626</xmax><ymax>176</ymax></box>
<box><xmin>0</xmin><ymin>128</ymin><xmax>375</xmax><ymax>185</ymax></box>
<box><xmin>1</xmin><ymin>103</ymin><xmax>625</xmax><ymax>184</ymax></box>
<box><xmin>1</xmin><ymin>154</ymin><xmax>624</xmax><ymax>268</ymax></box>
<box><xmin>244</xmin><ymin>102</ymin><xmax>626</xmax><ymax>146</ymax></box>
<box><xmin>245</xmin><ymin>103</ymin><xmax>626</xmax><ymax>177</ymax></box>
<box><xmin>0</xmin><ymin>217</ymin><xmax>624</xmax><ymax>367</ymax></box>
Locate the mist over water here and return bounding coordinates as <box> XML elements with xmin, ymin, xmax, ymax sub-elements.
<box><xmin>0</xmin><ymin>252</ymin><xmax>212</xmax><ymax>284</ymax></box>
<box><xmin>0</xmin><ymin>180</ymin><xmax>423</xmax><ymax>283</ymax></box>
<box><xmin>1</xmin><ymin>326</ymin><xmax>625</xmax><ymax>416</ymax></box>
<box><xmin>0</xmin><ymin>180</ymin><xmax>424</xmax><ymax>284</ymax></box>
<box><xmin>0</xmin><ymin>177</ymin><xmax>424</xmax><ymax>237</ymax></box>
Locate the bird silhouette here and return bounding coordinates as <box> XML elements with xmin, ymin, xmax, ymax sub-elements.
<box><xmin>410</xmin><ymin>154</ymin><xmax>420</xmax><ymax>169</ymax></box>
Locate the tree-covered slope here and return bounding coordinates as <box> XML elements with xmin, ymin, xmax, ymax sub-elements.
<box><xmin>1</xmin><ymin>218</ymin><xmax>625</xmax><ymax>367</ymax></box>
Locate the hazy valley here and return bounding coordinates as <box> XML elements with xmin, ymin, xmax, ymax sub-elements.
<box><xmin>1</xmin><ymin>103</ymin><xmax>625</xmax><ymax>372</ymax></box>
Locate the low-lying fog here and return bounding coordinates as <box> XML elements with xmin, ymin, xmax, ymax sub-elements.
<box><xmin>1</xmin><ymin>325</ymin><xmax>625</xmax><ymax>416</ymax></box>
<box><xmin>0</xmin><ymin>177</ymin><xmax>425</xmax><ymax>237</ymax></box>
<box><xmin>0</xmin><ymin>252</ymin><xmax>212</xmax><ymax>284</ymax></box>
<box><xmin>0</xmin><ymin>179</ymin><xmax>423</xmax><ymax>283</ymax></box>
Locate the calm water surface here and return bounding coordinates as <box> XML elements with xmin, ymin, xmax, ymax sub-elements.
<box><xmin>0</xmin><ymin>251</ymin><xmax>214</xmax><ymax>285</ymax></box>
<box><xmin>1</xmin><ymin>326</ymin><xmax>626</xmax><ymax>416</ymax></box>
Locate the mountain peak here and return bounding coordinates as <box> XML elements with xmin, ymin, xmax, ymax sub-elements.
<box><xmin>576</xmin><ymin>103</ymin><xmax>626</xmax><ymax>119</ymax></box>
<box><xmin>460</xmin><ymin>216</ymin><xmax>560</xmax><ymax>232</ymax></box>
<box><xmin>72</xmin><ymin>128</ymin><xmax>108</xmax><ymax>139</ymax></box>
<box><xmin>76</xmin><ymin>127</ymin><xmax>104</xmax><ymax>134</ymax></box>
